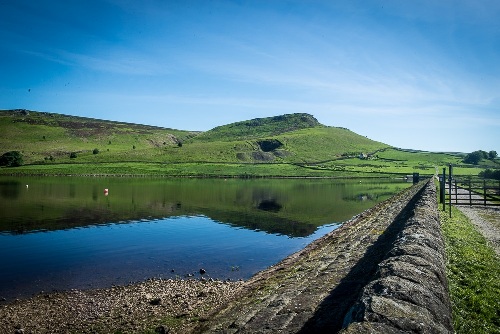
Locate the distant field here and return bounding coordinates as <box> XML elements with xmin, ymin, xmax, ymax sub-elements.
<box><xmin>306</xmin><ymin>149</ymin><xmax>487</xmax><ymax>177</ymax></box>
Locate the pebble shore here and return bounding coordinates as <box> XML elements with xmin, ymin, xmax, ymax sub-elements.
<box><xmin>0</xmin><ymin>278</ymin><xmax>242</xmax><ymax>334</ymax></box>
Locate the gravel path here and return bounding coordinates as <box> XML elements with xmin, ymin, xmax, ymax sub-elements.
<box><xmin>456</xmin><ymin>206</ymin><xmax>500</xmax><ymax>257</ymax></box>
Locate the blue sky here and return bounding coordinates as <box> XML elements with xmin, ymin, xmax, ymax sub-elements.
<box><xmin>1</xmin><ymin>0</ymin><xmax>499</xmax><ymax>153</ymax></box>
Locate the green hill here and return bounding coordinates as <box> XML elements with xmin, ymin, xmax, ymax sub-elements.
<box><xmin>164</xmin><ymin>114</ymin><xmax>389</xmax><ymax>165</ymax></box>
<box><xmin>0</xmin><ymin>109</ymin><xmax>491</xmax><ymax>178</ymax></box>
<box><xmin>0</xmin><ymin>109</ymin><xmax>198</xmax><ymax>164</ymax></box>
<box><xmin>193</xmin><ymin>113</ymin><xmax>321</xmax><ymax>142</ymax></box>
<box><xmin>0</xmin><ymin>109</ymin><xmax>386</xmax><ymax>165</ymax></box>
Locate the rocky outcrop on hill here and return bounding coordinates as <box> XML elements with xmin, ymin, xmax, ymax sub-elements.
<box><xmin>194</xmin><ymin>113</ymin><xmax>321</xmax><ymax>142</ymax></box>
<box><xmin>257</xmin><ymin>139</ymin><xmax>283</xmax><ymax>152</ymax></box>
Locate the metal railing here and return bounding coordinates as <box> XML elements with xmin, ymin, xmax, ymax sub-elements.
<box><xmin>445</xmin><ymin>179</ymin><xmax>500</xmax><ymax>206</ymax></box>
<box><xmin>439</xmin><ymin>164</ymin><xmax>500</xmax><ymax>217</ymax></box>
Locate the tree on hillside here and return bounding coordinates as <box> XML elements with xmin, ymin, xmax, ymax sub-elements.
<box><xmin>479</xmin><ymin>169</ymin><xmax>500</xmax><ymax>180</ymax></box>
<box><xmin>0</xmin><ymin>151</ymin><xmax>23</xmax><ymax>167</ymax></box>
<box><xmin>463</xmin><ymin>151</ymin><xmax>483</xmax><ymax>165</ymax></box>
<box><xmin>488</xmin><ymin>150</ymin><xmax>498</xmax><ymax>160</ymax></box>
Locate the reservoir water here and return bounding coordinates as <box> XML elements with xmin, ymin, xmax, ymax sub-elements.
<box><xmin>0</xmin><ymin>177</ymin><xmax>410</xmax><ymax>301</ymax></box>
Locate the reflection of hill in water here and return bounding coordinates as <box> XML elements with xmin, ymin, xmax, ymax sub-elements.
<box><xmin>193</xmin><ymin>207</ymin><xmax>316</xmax><ymax>237</ymax></box>
<box><xmin>258</xmin><ymin>199</ymin><xmax>283</xmax><ymax>212</ymax></box>
<box><xmin>0</xmin><ymin>177</ymin><xmax>410</xmax><ymax>237</ymax></box>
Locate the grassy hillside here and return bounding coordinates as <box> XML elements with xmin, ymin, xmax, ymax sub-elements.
<box><xmin>0</xmin><ymin>109</ymin><xmax>198</xmax><ymax>164</ymax></box>
<box><xmin>0</xmin><ymin>110</ymin><xmax>387</xmax><ymax>166</ymax></box>
<box><xmin>1</xmin><ymin>109</ymin><xmax>496</xmax><ymax>177</ymax></box>
<box><xmin>192</xmin><ymin>113</ymin><xmax>321</xmax><ymax>142</ymax></box>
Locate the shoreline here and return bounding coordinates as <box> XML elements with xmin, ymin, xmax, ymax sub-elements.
<box><xmin>0</xmin><ymin>278</ymin><xmax>243</xmax><ymax>334</ymax></box>
<box><xmin>0</xmin><ymin>171</ymin><xmax>411</xmax><ymax>179</ymax></box>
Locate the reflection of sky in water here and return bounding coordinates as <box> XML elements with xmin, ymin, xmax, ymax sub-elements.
<box><xmin>0</xmin><ymin>215</ymin><xmax>340</xmax><ymax>301</ymax></box>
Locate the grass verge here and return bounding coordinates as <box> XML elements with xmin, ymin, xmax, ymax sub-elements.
<box><xmin>440</xmin><ymin>206</ymin><xmax>500</xmax><ymax>334</ymax></box>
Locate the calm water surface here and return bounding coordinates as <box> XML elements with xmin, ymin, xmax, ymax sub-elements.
<box><xmin>0</xmin><ymin>177</ymin><xmax>410</xmax><ymax>301</ymax></box>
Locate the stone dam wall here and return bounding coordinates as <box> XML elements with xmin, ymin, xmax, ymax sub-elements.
<box><xmin>341</xmin><ymin>180</ymin><xmax>454</xmax><ymax>333</ymax></box>
<box><xmin>191</xmin><ymin>180</ymin><xmax>454</xmax><ymax>333</ymax></box>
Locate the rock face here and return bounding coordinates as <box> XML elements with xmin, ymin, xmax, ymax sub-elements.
<box><xmin>341</xmin><ymin>181</ymin><xmax>453</xmax><ymax>333</ymax></box>
<box><xmin>257</xmin><ymin>139</ymin><xmax>283</xmax><ymax>152</ymax></box>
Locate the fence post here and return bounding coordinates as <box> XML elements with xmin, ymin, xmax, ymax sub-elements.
<box><xmin>448</xmin><ymin>164</ymin><xmax>452</xmax><ymax>218</ymax></box>
<box><xmin>484</xmin><ymin>179</ymin><xmax>487</xmax><ymax>206</ymax></box>
<box><xmin>454</xmin><ymin>182</ymin><xmax>458</xmax><ymax>204</ymax></box>
<box><xmin>442</xmin><ymin>168</ymin><xmax>446</xmax><ymax>211</ymax></box>
<box><xmin>468</xmin><ymin>178</ymin><xmax>472</xmax><ymax>206</ymax></box>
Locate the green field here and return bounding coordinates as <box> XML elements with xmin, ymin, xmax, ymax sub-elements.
<box><xmin>1</xmin><ymin>109</ymin><xmax>498</xmax><ymax>178</ymax></box>
<box><xmin>440</xmin><ymin>206</ymin><xmax>500</xmax><ymax>333</ymax></box>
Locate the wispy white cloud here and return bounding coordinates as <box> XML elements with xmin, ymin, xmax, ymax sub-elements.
<box><xmin>20</xmin><ymin>47</ymin><xmax>170</xmax><ymax>76</ymax></box>
<box><xmin>380</xmin><ymin>0</ymin><xmax>500</xmax><ymax>27</ymax></box>
<box><xmin>186</xmin><ymin>48</ymin><xmax>494</xmax><ymax>114</ymax></box>
<box><xmin>58</xmin><ymin>49</ymin><xmax>171</xmax><ymax>76</ymax></box>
